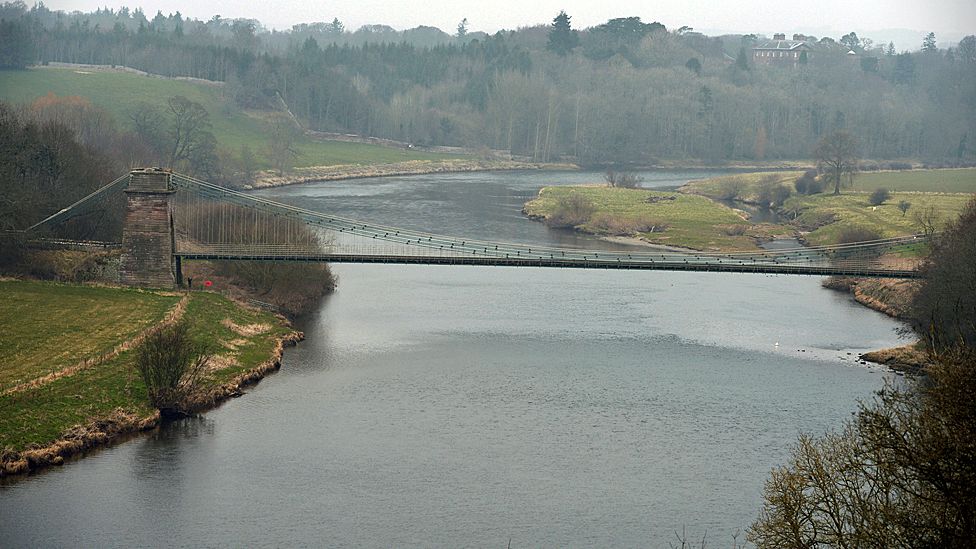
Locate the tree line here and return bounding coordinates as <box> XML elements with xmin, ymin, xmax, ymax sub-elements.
<box><xmin>1</xmin><ymin>3</ymin><xmax>974</xmax><ymax>166</ymax></box>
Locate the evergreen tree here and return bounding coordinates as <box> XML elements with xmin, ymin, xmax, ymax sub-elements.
<box><xmin>893</xmin><ymin>52</ymin><xmax>916</xmax><ymax>84</ymax></box>
<box><xmin>546</xmin><ymin>11</ymin><xmax>578</xmax><ymax>56</ymax></box>
<box><xmin>0</xmin><ymin>19</ymin><xmax>34</xmax><ymax>68</ymax></box>
<box><xmin>327</xmin><ymin>18</ymin><xmax>344</xmax><ymax>35</ymax></box>
<box><xmin>922</xmin><ymin>32</ymin><xmax>937</xmax><ymax>53</ymax></box>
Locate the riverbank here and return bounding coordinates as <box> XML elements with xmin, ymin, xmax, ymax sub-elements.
<box><xmin>680</xmin><ymin>169</ymin><xmax>974</xmax><ymax>246</ymax></box>
<box><xmin>249</xmin><ymin>159</ymin><xmax>578</xmax><ymax>188</ymax></box>
<box><xmin>0</xmin><ymin>280</ymin><xmax>301</xmax><ymax>477</ymax></box>
<box><xmin>821</xmin><ymin>276</ymin><xmax>930</xmax><ymax>372</ymax></box>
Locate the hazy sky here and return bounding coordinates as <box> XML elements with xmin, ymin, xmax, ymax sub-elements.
<box><xmin>46</xmin><ymin>0</ymin><xmax>975</xmax><ymax>38</ymax></box>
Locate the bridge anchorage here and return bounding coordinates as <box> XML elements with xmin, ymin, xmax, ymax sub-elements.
<box><xmin>23</xmin><ymin>169</ymin><xmax>927</xmax><ymax>289</ymax></box>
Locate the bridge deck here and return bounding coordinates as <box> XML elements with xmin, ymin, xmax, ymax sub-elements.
<box><xmin>175</xmin><ymin>252</ymin><xmax>920</xmax><ymax>278</ymax></box>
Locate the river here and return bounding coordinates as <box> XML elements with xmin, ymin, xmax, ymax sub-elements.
<box><xmin>0</xmin><ymin>170</ymin><xmax>904</xmax><ymax>546</ymax></box>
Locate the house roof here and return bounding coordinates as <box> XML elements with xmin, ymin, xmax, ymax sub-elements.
<box><xmin>753</xmin><ymin>40</ymin><xmax>812</xmax><ymax>51</ymax></box>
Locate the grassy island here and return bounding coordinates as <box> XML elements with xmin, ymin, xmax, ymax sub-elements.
<box><xmin>523</xmin><ymin>185</ymin><xmax>790</xmax><ymax>251</ymax></box>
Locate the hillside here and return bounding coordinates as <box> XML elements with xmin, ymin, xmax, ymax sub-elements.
<box><xmin>0</xmin><ymin>67</ymin><xmax>461</xmax><ymax>169</ymax></box>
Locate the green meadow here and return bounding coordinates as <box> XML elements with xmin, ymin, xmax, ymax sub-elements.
<box><xmin>0</xmin><ymin>67</ymin><xmax>460</xmax><ymax>169</ymax></box>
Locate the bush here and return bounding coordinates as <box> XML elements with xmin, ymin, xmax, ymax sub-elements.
<box><xmin>758</xmin><ymin>177</ymin><xmax>792</xmax><ymax>208</ymax></box>
<box><xmin>182</xmin><ymin>202</ymin><xmax>336</xmax><ymax>315</ymax></box>
<box><xmin>604</xmin><ymin>169</ymin><xmax>643</xmax><ymax>188</ymax></box>
<box><xmin>723</xmin><ymin>224</ymin><xmax>749</xmax><ymax>236</ymax></box>
<box><xmin>835</xmin><ymin>226</ymin><xmax>883</xmax><ymax>244</ymax></box>
<box><xmin>869</xmin><ymin>187</ymin><xmax>891</xmax><ymax>206</ymax></box>
<box><xmin>794</xmin><ymin>170</ymin><xmax>823</xmax><ymax>195</ymax></box>
<box><xmin>213</xmin><ymin>261</ymin><xmax>336</xmax><ymax>316</ymax></box>
<box><xmin>135</xmin><ymin>320</ymin><xmax>212</xmax><ymax>418</ymax></box>
<box><xmin>718</xmin><ymin>178</ymin><xmax>745</xmax><ymax>201</ymax></box>
<box><xmin>546</xmin><ymin>193</ymin><xmax>596</xmax><ymax>228</ymax></box>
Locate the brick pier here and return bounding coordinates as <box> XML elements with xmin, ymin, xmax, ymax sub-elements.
<box><xmin>119</xmin><ymin>168</ymin><xmax>178</xmax><ymax>288</ymax></box>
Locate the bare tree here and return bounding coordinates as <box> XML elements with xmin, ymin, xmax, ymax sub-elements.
<box><xmin>913</xmin><ymin>205</ymin><xmax>941</xmax><ymax>237</ymax></box>
<box><xmin>266</xmin><ymin>113</ymin><xmax>301</xmax><ymax>176</ymax></box>
<box><xmin>815</xmin><ymin>130</ymin><xmax>859</xmax><ymax>195</ymax></box>
<box><xmin>165</xmin><ymin>96</ymin><xmax>212</xmax><ymax>167</ymax></box>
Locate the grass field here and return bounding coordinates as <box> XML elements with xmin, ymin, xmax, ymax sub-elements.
<box><xmin>788</xmin><ymin>192</ymin><xmax>973</xmax><ymax>246</ymax></box>
<box><xmin>0</xmin><ymin>280</ymin><xmax>293</xmax><ymax>452</ymax></box>
<box><xmin>0</xmin><ymin>67</ymin><xmax>460</xmax><ymax>169</ymax></box>
<box><xmin>680</xmin><ymin>171</ymin><xmax>805</xmax><ymax>203</ymax></box>
<box><xmin>682</xmin><ymin>169</ymin><xmax>975</xmax><ymax>246</ymax></box>
<box><xmin>682</xmin><ymin>168</ymin><xmax>976</xmax><ymax>199</ymax></box>
<box><xmin>523</xmin><ymin>186</ymin><xmax>786</xmax><ymax>251</ymax></box>
<box><xmin>856</xmin><ymin>169</ymin><xmax>976</xmax><ymax>193</ymax></box>
<box><xmin>0</xmin><ymin>282</ymin><xmax>179</xmax><ymax>393</ymax></box>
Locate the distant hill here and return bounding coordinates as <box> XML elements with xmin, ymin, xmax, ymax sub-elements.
<box><xmin>0</xmin><ymin>67</ymin><xmax>459</xmax><ymax>169</ymax></box>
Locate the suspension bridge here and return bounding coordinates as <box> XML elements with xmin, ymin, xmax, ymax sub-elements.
<box><xmin>19</xmin><ymin>168</ymin><xmax>925</xmax><ymax>288</ymax></box>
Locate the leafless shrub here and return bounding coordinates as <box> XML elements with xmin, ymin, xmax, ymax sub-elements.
<box><xmin>589</xmin><ymin>213</ymin><xmax>668</xmax><ymax>235</ymax></box>
<box><xmin>135</xmin><ymin>320</ymin><xmax>212</xmax><ymax>418</ymax></box>
<box><xmin>546</xmin><ymin>193</ymin><xmax>596</xmax><ymax>228</ymax></box>
<box><xmin>718</xmin><ymin>178</ymin><xmax>745</xmax><ymax>201</ymax></box>
<box><xmin>604</xmin><ymin>169</ymin><xmax>643</xmax><ymax>188</ymax></box>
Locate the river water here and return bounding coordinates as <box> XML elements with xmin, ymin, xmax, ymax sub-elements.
<box><xmin>0</xmin><ymin>170</ymin><xmax>904</xmax><ymax>547</ymax></box>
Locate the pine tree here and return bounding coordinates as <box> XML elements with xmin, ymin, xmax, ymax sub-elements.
<box><xmin>546</xmin><ymin>11</ymin><xmax>579</xmax><ymax>56</ymax></box>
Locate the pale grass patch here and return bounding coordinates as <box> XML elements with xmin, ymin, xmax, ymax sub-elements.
<box><xmin>221</xmin><ymin>318</ymin><xmax>270</xmax><ymax>337</ymax></box>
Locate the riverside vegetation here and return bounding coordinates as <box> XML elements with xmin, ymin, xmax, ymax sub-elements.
<box><xmin>0</xmin><ymin>280</ymin><xmax>300</xmax><ymax>476</ymax></box>
<box><xmin>750</xmin><ymin>198</ymin><xmax>976</xmax><ymax>547</ymax></box>
<box><xmin>524</xmin><ymin>168</ymin><xmax>974</xmax><ymax>252</ymax></box>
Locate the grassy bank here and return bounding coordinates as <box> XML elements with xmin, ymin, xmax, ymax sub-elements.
<box><xmin>788</xmin><ymin>191</ymin><xmax>971</xmax><ymax>246</ymax></box>
<box><xmin>0</xmin><ymin>67</ymin><xmax>460</xmax><ymax>169</ymax></box>
<box><xmin>682</xmin><ymin>168</ymin><xmax>976</xmax><ymax>199</ymax></box>
<box><xmin>523</xmin><ymin>186</ymin><xmax>787</xmax><ymax>251</ymax></box>
<box><xmin>0</xmin><ymin>280</ymin><xmax>298</xmax><ymax>474</ymax></box>
<box><xmin>681</xmin><ymin>169</ymin><xmax>974</xmax><ymax>246</ymax></box>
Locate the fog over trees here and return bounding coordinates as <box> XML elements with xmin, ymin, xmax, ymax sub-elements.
<box><xmin>0</xmin><ymin>2</ymin><xmax>974</xmax><ymax>166</ymax></box>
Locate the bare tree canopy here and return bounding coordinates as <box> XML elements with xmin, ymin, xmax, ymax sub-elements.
<box><xmin>815</xmin><ymin>130</ymin><xmax>859</xmax><ymax>195</ymax></box>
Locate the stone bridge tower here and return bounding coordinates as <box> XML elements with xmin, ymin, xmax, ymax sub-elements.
<box><xmin>119</xmin><ymin>168</ymin><xmax>178</xmax><ymax>288</ymax></box>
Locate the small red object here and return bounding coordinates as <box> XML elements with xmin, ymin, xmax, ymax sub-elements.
<box><xmin>204</xmin><ymin>280</ymin><xmax>213</xmax><ymax>288</ymax></box>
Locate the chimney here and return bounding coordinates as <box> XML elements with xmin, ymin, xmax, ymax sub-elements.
<box><xmin>793</xmin><ymin>34</ymin><xmax>804</xmax><ymax>41</ymax></box>
<box><xmin>773</xmin><ymin>33</ymin><xmax>786</xmax><ymax>40</ymax></box>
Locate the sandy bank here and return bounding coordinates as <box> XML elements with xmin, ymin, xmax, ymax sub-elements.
<box><xmin>249</xmin><ymin>159</ymin><xmax>578</xmax><ymax>189</ymax></box>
